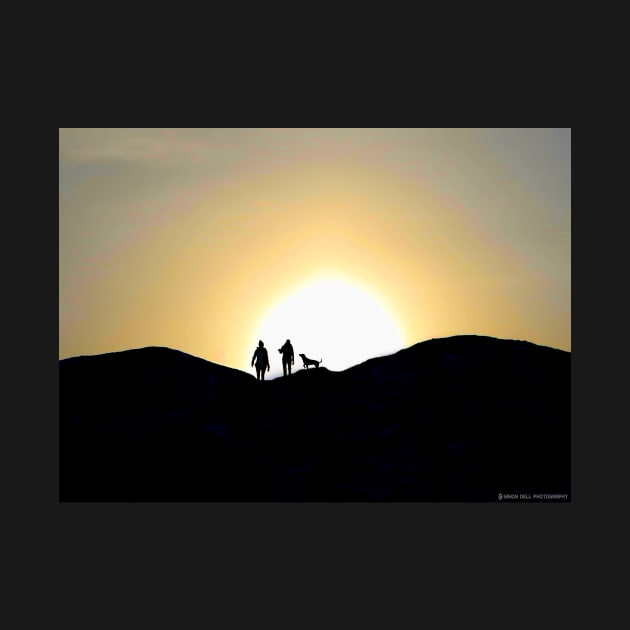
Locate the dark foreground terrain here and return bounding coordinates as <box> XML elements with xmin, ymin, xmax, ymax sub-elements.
<box><xmin>60</xmin><ymin>335</ymin><xmax>570</xmax><ymax>501</ymax></box>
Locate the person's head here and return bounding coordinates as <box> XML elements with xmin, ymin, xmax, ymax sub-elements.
<box><xmin>258</xmin><ymin>340</ymin><xmax>264</xmax><ymax>347</ymax></box>
<box><xmin>286</xmin><ymin>339</ymin><xmax>290</xmax><ymax>344</ymax></box>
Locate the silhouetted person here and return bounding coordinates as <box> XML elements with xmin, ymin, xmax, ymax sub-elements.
<box><xmin>251</xmin><ymin>340</ymin><xmax>270</xmax><ymax>381</ymax></box>
<box><xmin>278</xmin><ymin>339</ymin><xmax>294</xmax><ymax>376</ymax></box>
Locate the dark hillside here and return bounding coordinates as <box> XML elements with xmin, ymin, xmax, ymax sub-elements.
<box><xmin>60</xmin><ymin>336</ymin><xmax>570</xmax><ymax>501</ymax></box>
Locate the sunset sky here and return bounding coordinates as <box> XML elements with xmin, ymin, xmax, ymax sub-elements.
<box><xmin>59</xmin><ymin>128</ymin><xmax>571</xmax><ymax>378</ymax></box>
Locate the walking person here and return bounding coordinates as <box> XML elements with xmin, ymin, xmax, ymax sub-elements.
<box><xmin>278</xmin><ymin>339</ymin><xmax>294</xmax><ymax>377</ymax></box>
<box><xmin>251</xmin><ymin>340</ymin><xmax>270</xmax><ymax>381</ymax></box>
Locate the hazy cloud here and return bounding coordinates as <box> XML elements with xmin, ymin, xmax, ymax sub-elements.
<box><xmin>59</xmin><ymin>128</ymin><xmax>228</xmax><ymax>169</ymax></box>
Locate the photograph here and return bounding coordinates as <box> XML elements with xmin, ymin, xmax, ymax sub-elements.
<box><xmin>59</xmin><ymin>127</ymin><xmax>571</xmax><ymax>502</ymax></box>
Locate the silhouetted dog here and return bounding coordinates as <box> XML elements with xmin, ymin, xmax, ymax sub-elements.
<box><xmin>299</xmin><ymin>353</ymin><xmax>322</xmax><ymax>369</ymax></box>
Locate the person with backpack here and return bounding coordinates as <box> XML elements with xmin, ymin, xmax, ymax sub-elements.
<box><xmin>278</xmin><ymin>339</ymin><xmax>294</xmax><ymax>377</ymax></box>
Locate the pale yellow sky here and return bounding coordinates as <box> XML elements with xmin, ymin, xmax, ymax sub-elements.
<box><xmin>59</xmin><ymin>128</ymin><xmax>570</xmax><ymax>375</ymax></box>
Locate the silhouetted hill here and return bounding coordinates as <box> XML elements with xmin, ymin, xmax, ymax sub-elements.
<box><xmin>60</xmin><ymin>336</ymin><xmax>570</xmax><ymax>501</ymax></box>
<box><xmin>60</xmin><ymin>346</ymin><xmax>255</xmax><ymax>424</ymax></box>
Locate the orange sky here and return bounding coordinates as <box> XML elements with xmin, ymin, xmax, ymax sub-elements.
<box><xmin>59</xmin><ymin>128</ymin><xmax>570</xmax><ymax>375</ymax></box>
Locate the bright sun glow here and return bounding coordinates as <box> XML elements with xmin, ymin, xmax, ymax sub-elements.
<box><xmin>247</xmin><ymin>277</ymin><xmax>406</xmax><ymax>378</ymax></box>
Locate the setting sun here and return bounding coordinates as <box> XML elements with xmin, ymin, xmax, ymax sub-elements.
<box><xmin>247</xmin><ymin>277</ymin><xmax>406</xmax><ymax>377</ymax></box>
<box><xmin>60</xmin><ymin>128</ymin><xmax>570</xmax><ymax>369</ymax></box>
<box><xmin>59</xmin><ymin>127</ymin><xmax>571</xmax><ymax>504</ymax></box>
